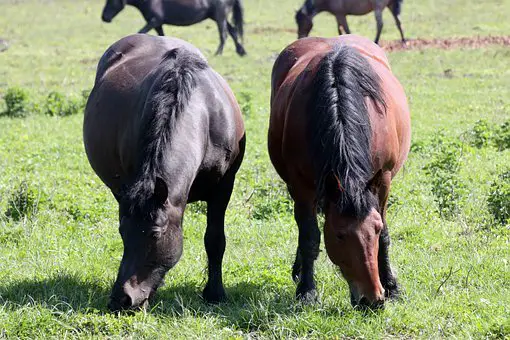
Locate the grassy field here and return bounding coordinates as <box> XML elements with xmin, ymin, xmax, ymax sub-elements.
<box><xmin>1</xmin><ymin>0</ymin><xmax>509</xmax><ymax>338</ymax></box>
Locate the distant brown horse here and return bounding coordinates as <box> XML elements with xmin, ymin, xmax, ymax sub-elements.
<box><xmin>84</xmin><ymin>34</ymin><xmax>245</xmax><ymax>311</ymax></box>
<box><xmin>269</xmin><ymin>35</ymin><xmax>410</xmax><ymax>308</ymax></box>
<box><xmin>295</xmin><ymin>0</ymin><xmax>406</xmax><ymax>44</ymax></box>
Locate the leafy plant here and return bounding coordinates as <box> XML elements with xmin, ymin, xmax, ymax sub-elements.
<box><xmin>44</xmin><ymin>91</ymin><xmax>82</xmax><ymax>116</ymax></box>
<box><xmin>1</xmin><ymin>87</ymin><xmax>30</xmax><ymax>117</ymax></box>
<box><xmin>251</xmin><ymin>182</ymin><xmax>293</xmax><ymax>220</ymax></box>
<box><xmin>238</xmin><ymin>91</ymin><xmax>253</xmax><ymax>117</ymax></box>
<box><xmin>493</xmin><ymin>121</ymin><xmax>510</xmax><ymax>151</ymax></box>
<box><xmin>467</xmin><ymin>120</ymin><xmax>493</xmax><ymax>148</ymax></box>
<box><xmin>4</xmin><ymin>181</ymin><xmax>39</xmax><ymax>221</ymax></box>
<box><xmin>487</xmin><ymin>170</ymin><xmax>510</xmax><ymax>225</ymax></box>
<box><xmin>424</xmin><ymin>134</ymin><xmax>466</xmax><ymax>218</ymax></box>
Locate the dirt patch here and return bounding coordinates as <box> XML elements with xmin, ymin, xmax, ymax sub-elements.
<box><xmin>381</xmin><ymin>36</ymin><xmax>510</xmax><ymax>52</ymax></box>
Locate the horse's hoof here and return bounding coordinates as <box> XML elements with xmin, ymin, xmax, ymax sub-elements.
<box><xmin>384</xmin><ymin>282</ymin><xmax>401</xmax><ymax>300</ymax></box>
<box><xmin>296</xmin><ymin>289</ymin><xmax>319</xmax><ymax>304</ymax></box>
<box><xmin>202</xmin><ymin>285</ymin><xmax>227</xmax><ymax>304</ymax></box>
<box><xmin>236</xmin><ymin>47</ymin><xmax>247</xmax><ymax>57</ymax></box>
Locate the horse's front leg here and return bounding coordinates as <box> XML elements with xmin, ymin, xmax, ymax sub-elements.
<box><xmin>138</xmin><ymin>18</ymin><xmax>161</xmax><ymax>34</ymax></box>
<box><xmin>155</xmin><ymin>26</ymin><xmax>165</xmax><ymax>36</ymax></box>
<box><xmin>377</xmin><ymin>171</ymin><xmax>400</xmax><ymax>299</ymax></box>
<box><xmin>202</xmin><ymin>172</ymin><xmax>238</xmax><ymax>303</ymax></box>
<box><xmin>374</xmin><ymin>9</ymin><xmax>384</xmax><ymax>44</ymax></box>
<box><xmin>291</xmin><ymin>197</ymin><xmax>320</xmax><ymax>303</ymax></box>
<box><xmin>335</xmin><ymin>14</ymin><xmax>351</xmax><ymax>35</ymax></box>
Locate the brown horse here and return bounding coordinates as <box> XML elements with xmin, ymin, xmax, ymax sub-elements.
<box><xmin>84</xmin><ymin>34</ymin><xmax>245</xmax><ymax>311</ymax></box>
<box><xmin>295</xmin><ymin>0</ymin><xmax>406</xmax><ymax>44</ymax></box>
<box><xmin>268</xmin><ymin>35</ymin><xmax>410</xmax><ymax>308</ymax></box>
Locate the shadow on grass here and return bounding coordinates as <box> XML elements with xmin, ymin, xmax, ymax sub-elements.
<box><xmin>0</xmin><ymin>273</ymin><xmax>352</xmax><ymax>332</ymax></box>
<box><xmin>0</xmin><ymin>273</ymin><xmax>111</xmax><ymax>313</ymax></box>
<box><xmin>152</xmin><ymin>281</ymin><xmax>352</xmax><ymax>332</ymax></box>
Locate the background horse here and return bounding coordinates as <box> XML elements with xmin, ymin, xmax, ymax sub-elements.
<box><xmin>84</xmin><ymin>34</ymin><xmax>245</xmax><ymax>311</ymax></box>
<box><xmin>268</xmin><ymin>35</ymin><xmax>410</xmax><ymax>308</ymax></box>
<box><xmin>101</xmin><ymin>0</ymin><xmax>246</xmax><ymax>56</ymax></box>
<box><xmin>295</xmin><ymin>0</ymin><xmax>406</xmax><ymax>44</ymax></box>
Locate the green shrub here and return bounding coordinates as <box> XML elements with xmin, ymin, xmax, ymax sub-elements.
<box><xmin>1</xmin><ymin>87</ymin><xmax>30</xmax><ymax>117</ymax></box>
<box><xmin>4</xmin><ymin>181</ymin><xmax>39</xmax><ymax>221</ymax></box>
<box><xmin>238</xmin><ymin>91</ymin><xmax>253</xmax><ymax>117</ymax></box>
<box><xmin>44</xmin><ymin>91</ymin><xmax>82</xmax><ymax>116</ymax></box>
<box><xmin>251</xmin><ymin>182</ymin><xmax>293</xmax><ymax>220</ymax></box>
<box><xmin>424</xmin><ymin>135</ymin><xmax>466</xmax><ymax>218</ymax></box>
<box><xmin>487</xmin><ymin>170</ymin><xmax>510</xmax><ymax>225</ymax></box>
<box><xmin>493</xmin><ymin>121</ymin><xmax>510</xmax><ymax>151</ymax></box>
<box><xmin>467</xmin><ymin>119</ymin><xmax>493</xmax><ymax>148</ymax></box>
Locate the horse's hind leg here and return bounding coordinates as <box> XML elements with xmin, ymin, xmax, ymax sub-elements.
<box><xmin>227</xmin><ymin>22</ymin><xmax>246</xmax><ymax>56</ymax></box>
<box><xmin>374</xmin><ymin>9</ymin><xmax>384</xmax><ymax>44</ymax></box>
<box><xmin>214</xmin><ymin>18</ymin><xmax>228</xmax><ymax>55</ymax></box>
<box><xmin>291</xmin><ymin>197</ymin><xmax>320</xmax><ymax>303</ymax></box>
<box><xmin>389</xmin><ymin>8</ymin><xmax>406</xmax><ymax>43</ymax></box>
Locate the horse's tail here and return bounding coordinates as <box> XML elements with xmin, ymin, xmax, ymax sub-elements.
<box><xmin>393</xmin><ymin>0</ymin><xmax>403</xmax><ymax>16</ymax></box>
<box><xmin>128</xmin><ymin>48</ymin><xmax>208</xmax><ymax>203</ymax></box>
<box><xmin>307</xmin><ymin>46</ymin><xmax>386</xmax><ymax>217</ymax></box>
<box><xmin>232</xmin><ymin>0</ymin><xmax>244</xmax><ymax>41</ymax></box>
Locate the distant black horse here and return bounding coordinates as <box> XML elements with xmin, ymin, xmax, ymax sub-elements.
<box><xmin>84</xmin><ymin>34</ymin><xmax>246</xmax><ymax>311</ymax></box>
<box><xmin>101</xmin><ymin>0</ymin><xmax>246</xmax><ymax>56</ymax></box>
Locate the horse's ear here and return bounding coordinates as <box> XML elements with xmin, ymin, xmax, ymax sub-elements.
<box><xmin>154</xmin><ymin>177</ymin><xmax>168</xmax><ymax>205</ymax></box>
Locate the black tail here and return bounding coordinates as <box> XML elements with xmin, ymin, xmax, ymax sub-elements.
<box><xmin>126</xmin><ymin>48</ymin><xmax>208</xmax><ymax>206</ymax></box>
<box><xmin>307</xmin><ymin>46</ymin><xmax>386</xmax><ymax>217</ymax></box>
<box><xmin>393</xmin><ymin>0</ymin><xmax>403</xmax><ymax>16</ymax></box>
<box><xmin>232</xmin><ymin>0</ymin><xmax>244</xmax><ymax>41</ymax></box>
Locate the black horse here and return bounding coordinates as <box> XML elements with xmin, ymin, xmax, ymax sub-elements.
<box><xmin>84</xmin><ymin>34</ymin><xmax>246</xmax><ymax>311</ymax></box>
<box><xmin>101</xmin><ymin>0</ymin><xmax>246</xmax><ymax>56</ymax></box>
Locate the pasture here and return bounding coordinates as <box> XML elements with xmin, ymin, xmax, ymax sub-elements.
<box><xmin>0</xmin><ymin>0</ymin><xmax>509</xmax><ymax>338</ymax></box>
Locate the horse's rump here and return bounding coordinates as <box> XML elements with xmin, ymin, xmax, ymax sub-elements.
<box><xmin>269</xmin><ymin>36</ymin><xmax>410</xmax><ymax>210</ymax></box>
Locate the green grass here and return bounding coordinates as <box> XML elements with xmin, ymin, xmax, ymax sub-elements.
<box><xmin>1</xmin><ymin>0</ymin><xmax>509</xmax><ymax>338</ymax></box>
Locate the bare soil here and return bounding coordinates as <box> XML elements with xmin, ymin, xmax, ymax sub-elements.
<box><xmin>381</xmin><ymin>35</ymin><xmax>510</xmax><ymax>52</ymax></box>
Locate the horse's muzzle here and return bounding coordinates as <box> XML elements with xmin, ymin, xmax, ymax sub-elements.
<box><xmin>101</xmin><ymin>14</ymin><xmax>112</xmax><ymax>23</ymax></box>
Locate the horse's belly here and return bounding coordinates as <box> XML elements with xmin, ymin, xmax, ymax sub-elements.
<box><xmin>162</xmin><ymin>6</ymin><xmax>209</xmax><ymax>26</ymax></box>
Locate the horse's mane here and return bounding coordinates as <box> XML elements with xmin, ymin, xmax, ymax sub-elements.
<box><xmin>307</xmin><ymin>45</ymin><xmax>386</xmax><ymax>218</ymax></box>
<box><xmin>125</xmin><ymin>48</ymin><xmax>208</xmax><ymax>210</ymax></box>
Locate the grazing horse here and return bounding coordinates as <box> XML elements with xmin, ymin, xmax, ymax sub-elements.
<box><xmin>84</xmin><ymin>34</ymin><xmax>245</xmax><ymax>311</ymax></box>
<box><xmin>101</xmin><ymin>0</ymin><xmax>246</xmax><ymax>56</ymax></box>
<box><xmin>295</xmin><ymin>0</ymin><xmax>406</xmax><ymax>44</ymax></box>
<box><xmin>268</xmin><ymin>35</ymin><xmax>410</xmax><ymax>308</ymax></box>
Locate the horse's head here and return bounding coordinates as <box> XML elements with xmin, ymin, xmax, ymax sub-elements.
<box><xmin>324</xmin><ymin>201</ymin><xmax>385</xmax><ymax>309</ymax></box>
<box><xmin>101</xmin><ymin>0</ymin><xmax>127</xmax><ymax>23</ymax></box>
<box><xmin>295</xmin><ymin>9</ymin><xmax>313</xmax><ymax>39</ymax></box>
<box><xmin>108</xmin><ymin>177</ymin><xmax>183</xmax><ymax>312</ymax></box>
